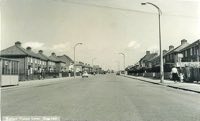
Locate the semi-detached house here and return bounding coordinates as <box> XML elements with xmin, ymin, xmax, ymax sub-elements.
<box><xmin>0</xmin><ymin>41</ymin><xmax>47</xmax><ymax>80</ymax></box>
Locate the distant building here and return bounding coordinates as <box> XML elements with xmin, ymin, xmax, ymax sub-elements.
<box><xmin>82</xmin><ymin>63</ymin><xmax>92</xmax><ymax>73</ymax></box>
<box><xmin>93</xmin><ymin>65</ymin><xmax>102</xmax><ymax>74</ymax></box>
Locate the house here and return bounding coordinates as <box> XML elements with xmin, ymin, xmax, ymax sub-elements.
<box><xmin>179</xmin><ymin>39</ymin><xmax>200</xmax><ymax>67</ymax></box>
<box><xmin>57</xmin><ymin>54</ymin><xmax>73</xmax><ymax>72</ymax></box>
<box><xmin>163</xmin><ymin>39</ymin><xmax>189</xmax><ymax>67</ymax></box>
<box><xmin>93</xmin><ymin>65</ymin><xmax>102</xmax><ymax>74</ymax></box>
<box><xmin>37</xmin><ymin>50</ymin><xmax>57</xmax><ymax>72</ymax></box>
<box><xmin>49</xmin><ymin>52</ymin><xmax>66</xmax><ymax>72</ymax></box>
<box><xmin>139</xmin><ymin>51</ymin><xmax>158</xmax><ymax>68</ymax></box>
<box><xmin>0</xmin><ymin>41</ymin><xmax>46</xmax><ymax>80</ymax></box>
<box><xmin>74</xmin><ymin>61</ymin><xmax>84</xmax><ymax>73</ymax></box>
<box><xmin>82</xmin><ymin>63</ymin><xmax>92</xmax><ymax>73</ymax></box>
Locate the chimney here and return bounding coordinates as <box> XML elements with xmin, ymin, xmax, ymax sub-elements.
<box><xmin>146</xmin><ymin>51</ymin><xmax>150</xmax><ymax>55</ymax></box>
<box><xmin>15</xmin><ymin>41</ymin><xmax>21</xmax><ymax>46</ymax></box>
<box><xmin>26</xmin><ymin>47</ymin><xmax>32</xmax><ymax>51</ymax></box>
<box><xmin>169</xmin><ymin>45</ymin><xmax>174</xmax><ymax>50</ymax></box>
<box><xmin>51</xmin><ymin>52</ymin><xmax>56</xmax><ymax>56</ymax></box>
<box><xmin>39</xmin><ymin>50</ymin><xmax>43</xmax><ymax>54</ymax></box>
<box><xmin>181</xmin><ymin>39</ymin><xmax>187</xmax><ymax>45</ymax></box>
<box><xmin>163</xmin><ymin>50</ymin><xmax>167</xmax><ymax>54</ymax></box>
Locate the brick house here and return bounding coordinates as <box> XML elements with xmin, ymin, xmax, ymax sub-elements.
<box><xmin>37</xmin><ymin>50</ymin><xmax>57</xmax><ymax>72</ymax></box>
<box><xmin>179</xmin><ymin>39</ymin><xmax>200</xmax><ymax>65</ymax></box>
<box><xmin>49</xmin><ymin>52</ymin><xmax>66</xmax><ymax>72</ymax></box>
<box><xmin>0</xmin><ymin>41</ymin><xmax>46</xmax><ymax>80</ymax></box>
<box><xmin>163</xmin><ymin>39</ymin><xmax>189</xmax><ymax>67</ymax></box>
<box><xmin>57</xmin><ymin>54</ymin><xmax>73</xmax><ymax>72</ymax></box>
<box><xmin>139</xmin><ymin>51</ymin><xmax>158</xmax><ymax>68</ymax></box>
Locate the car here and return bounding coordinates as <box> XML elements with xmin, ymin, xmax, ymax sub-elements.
<box><xmin>82</xmin><ymin>71</ymin><xmax>89</xmax><ymax>78</ymax></box>
<box><xmin>116</xmin><ymin>71</ymin><xmax>120</xmax><ymax>75</ymax></box>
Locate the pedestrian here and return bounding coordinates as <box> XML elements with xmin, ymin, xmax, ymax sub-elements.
<box><xmin>41</xmin><ymin>69</ymin><xmax>45</xmax><ymax>79</ymax></box>
<box><xmin>171</xmin><ymin>65</ymin><xmax>179</xmax><ymax>83</ymax></box>
<box><xmin>179</xmin><ymin>68</ymin><xmax>184</xmax><ymax>83</ymax></box>
<box><xmin>184</xmin><ymin>65</ymin><xmax>191</xmax><ymax>82</ymax></box>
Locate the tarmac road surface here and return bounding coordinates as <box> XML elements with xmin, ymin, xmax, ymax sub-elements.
<box><xmin>2</xmin><ymin>74</ymin><xmax>200</xmax><ymax>121</ymax></box>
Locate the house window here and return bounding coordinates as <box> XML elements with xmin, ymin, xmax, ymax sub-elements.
<box><xmin>185</xmin><ymin>50</ymin><xmax>187</xmax><ymax>57</ymax></box>
<box><xmin>2</xmin><ymin>60</ymin><xmax>9</xmax><ymax>75</ymax></box>
<box><xmin>170</xmin><ymin>54</ymin><xmax>173</xmax><ymax>60</ymax></box>
<box><xmin>192</xmin><ymin>47</ymin><xmax>195</xmax><ymax>55</ymax></box>
<box><xmin>2</xmin><ymin>60</ymin><xmax>18</xmax><ymax>75</ymax></box>
<box><xmin>190</xmin><ymin>48</ymin><xmax>193</xmax><ymax>56</ymax></box>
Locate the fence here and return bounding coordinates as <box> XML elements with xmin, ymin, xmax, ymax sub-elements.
<box><xmin>18</xmin><ymin>71</ymin><xmax>83</xmax><ymax>81</ymax></box>
<box><xmin>128</xmin><ymin>71</ymin><xmax>199</xmax><ymax>82</ymax></box>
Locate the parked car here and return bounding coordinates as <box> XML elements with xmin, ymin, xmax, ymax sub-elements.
<box><xmin>82</xmin><ymin>71</ymin><xmax>89</xmax><ymax>78</ymax></box>
<box><xmin>116</xmin><ymin>71</ymin><xmax>120</xmax><ymax>75</ymax></box>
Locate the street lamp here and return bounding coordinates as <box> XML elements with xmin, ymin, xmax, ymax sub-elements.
<box><xmin>92</xmin><ymin>58</ymin><xmax>96</xmax><ymax>66</ymax></box>
<box><xmin>119</xmin><ymin>52</ymin><xmax>125</xmax><ymax>71</ymax></box>
<box><xmin>196</xmin><ymin>42</ymin><xmax>200</xmax><ymax>81</ymax></box>
<box><xmin>141</xmin><ymin>2</ymin><xmax>164</xmax><ymax>83</ymax></box>
<box><xmin>92</xmin><ymin>58</ymin><xmax>96</xmax><ymax>73</ymax></box>
<box><xmin>115</xmin><ymin>60</ymin><xmax>120</xmax><ymax>71</ymax></box>
<box><xmin>74</xmin><ymin>42</ymin><xmax>83</xmax><ymax>77</ymax></box>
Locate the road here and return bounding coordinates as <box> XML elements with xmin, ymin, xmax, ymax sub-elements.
<box><xmin>2</xmin><ymin>74</ymin><xmax>200</xmax><ymax>121</ymax></box>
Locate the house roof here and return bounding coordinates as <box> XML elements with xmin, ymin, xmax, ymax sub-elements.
<box><xmin>0</xmin><ymin>45</ymin><xmax>41</xmax><ymax>59</ymax></box>
<box><xmin>57</xmin><ymin>55</ymin><xmax>73</xmax><ymax>63</ymax></box>
<box><xmin>37</xmin><ymin>53</ymin><xmax>49</xmax><ymax>61</ymax></box>
<box><xmin>149</xmin><ymin>55</ymin><xmax>160</xmax><ymax>62</ymax></box>
<box><xmin>140</xmin><ymin>53</ymin><xmax>158</xmax><ymax>62</ymax></box>
<box><xmin>49</xmin><ymin>55</ymin><xmax>66</xmax><ymax>63</ymax></box>
<box><xmin>179</xmin><ymin>39</ymin><xmax>200</xmax><ymax>52</ymax></box>
<box><xmin>164</xmin><ymin>43</ymin><xmax>189</xmax><ymax>56</ymax></box>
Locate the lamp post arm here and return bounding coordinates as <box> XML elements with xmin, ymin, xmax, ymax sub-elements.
<box><xmin>145</xmin><ymin>2</ymin><xmax>162</xmax><ymax>15</ymax></box>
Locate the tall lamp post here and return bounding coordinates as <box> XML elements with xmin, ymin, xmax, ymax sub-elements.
<box><xmin>92</xmin><ymin>58</ymin><xmax>96</xmax><ymax>66</ymax></box>
<box><xmin>92</xmin><ymin>58</ymin><xmax>96</xmax><ymax>73</ymax></box>
<box><xmin>115</xmin><ymin>61</ymin><xmax>120</xmax><ymax>71</ymax></box>
<box><xmin>119</xmin><ymin>52</ymin><xmax>125</xmax><ymax>71</ymax></box>
<box><xmin>74</xmin><ymin>43</ymin><xmax>83</xmax><ymax>78</ymax></box>
<box><xmin>197</xmin><ymin>42</ymin><xmax>200</xmax><ymax>81</ymax></box>
<box><xmin>141</xmin><ymin>2</ymin><xmax>164</xmax><ymax>83</ymax></box>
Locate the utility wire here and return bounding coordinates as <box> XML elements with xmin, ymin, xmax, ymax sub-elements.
<box><xmin>53</xmin><ymin>0</ymin><xmax>200</xmax><ymax>19</ymax></box>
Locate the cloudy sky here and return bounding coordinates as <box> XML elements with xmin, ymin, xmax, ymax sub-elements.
<box><xmin>1</xmin><ymin>0</ymin><xmax>200</xmax><ymax>70</ymax></box>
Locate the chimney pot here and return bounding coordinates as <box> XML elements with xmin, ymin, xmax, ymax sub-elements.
<box><xmin>39</xmin><ymin>50</ymin><xmax>43</xmax><ymax>54</ymax></box>
<box><xmin>163</xmin><ymin>50</ymin><xmax>167</xmax><ymax>54</ymax></box>
<box><xmin>26</xmin><ymin>47</ymin><xmax>32</xmax><ymax>51</ymax></box>
<box><xmin>15</xmin><ymin>41</ymin><xmax>21</xmax><ymax>46</ymax></box>
<box><xmin>169</xmin><ymin>45</ymin><xmax>174</xmax><ymax>50</ymax></box>
<box><xmin>146</xmin><ymin>51</ymin><xmax>150</xmax><ymax>55</ymax></box>
<box><xmin>52</xmin><ymin>52</ymin><xmax>56</xmax><ymax>56</ymax></box>
<box><xmin>181</xmin><ymin>39</ymin><xmax>187</xmax><ymax>45</ymax></box>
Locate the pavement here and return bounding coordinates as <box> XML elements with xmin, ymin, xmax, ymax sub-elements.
<box><xmin>124</xmin><ymin>75</ymin><xmax>200</xmax><ymax>93</ymax></box>
<box><xmin>1</xmin><ymin>76</ymin><xmax>81</xmax><ymax>91</ymax></box>
<box><xmin>2</xmin><ymin>74</ymin><xmax>200</xmax><ymax>121</ymax></box>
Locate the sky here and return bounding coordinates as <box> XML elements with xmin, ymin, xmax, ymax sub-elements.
<box><xmin>1</xmin><ymin>0</ymin><xmax>200</xmax><ymax>70</ymax></box>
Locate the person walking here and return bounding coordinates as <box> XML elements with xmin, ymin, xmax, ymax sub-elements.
<box><xmin>179</xmin><ymin>68</ymin><xmax>184</xmax><ymax>82</ymax></box>
<box><xmin>184</xmin><ymin>65</ymin><xmax>191</xmax><ymax>82</ymax></box>
<box><xmin>171</xmin><ymin>65</ymin><xmax>179</xmax><ymax>83</ymax></box>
